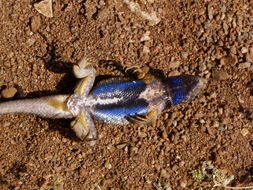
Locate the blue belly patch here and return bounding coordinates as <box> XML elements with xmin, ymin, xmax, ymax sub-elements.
<box><xmin>91</xmin><ymin>80</ymin><xmax>146</xmax><ymax>95</ymax></box>
<box><xmin>93</xmin><ymin>99</ymin><xmax>149</xmax><ymax>124</ymax></box>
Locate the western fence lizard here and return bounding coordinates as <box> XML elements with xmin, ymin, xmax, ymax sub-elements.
<box><xmin>0</xmin><ymin>56</ymin><xmax>203</xmax><ymax>145</ymax></box>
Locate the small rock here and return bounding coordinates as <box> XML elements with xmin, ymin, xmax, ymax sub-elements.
<box><xmin>140</xmin><ymin>31</ymin><xmax>151</xmax><ymax>42</ymax></box>
<box><xmin>199</xmin><ymin>119</ymin><xmax>205</xmax><ymax>124</ymax></box>
<box><xmin>238</xmin><ymin>62</ymin><xmax>251</xmax><ymax>69</ymax></box>
<box><xmin>171</xmin><ymin>164</ymin><xmax>178</xmax><ymax>172</ymax></box>
<box><xmin>180</xmin><ymin>180</ymin><xmax>187</xmax><ymax>188</ymax></box>
<box><xmin>241</xmin><ymin>47</ymin><xmax>248</xmax><ymax>54</ymax></box>
<box><xmin>116</xmin><ymin>143</ymin><xmax>129</xmax><ymax>149</ymax></box>
<box><xmin>241</xmin><ymin>128</ymin><xmax>249</xmax><ymax>136</ymax></box>
<box><xmin>169</xmin><ymin>60</ymin><xmax>181</xmax><ymax>69</ymax></box>
<box><xmin>218</xmin><ymin>125</ymin><xmax>226</xmax><ymax>131</ymax></box>
<box><xmin>34</xmin><ymin>0</ymin><xmax>53</xmax><ymax>18</ymax></box>
<box><xmin>37</xmin><ymin>177</ymin><xmax>47</xmax><ymax>187</ymax></box>
<box><xmin>220</xmin><ymin>55</ymin><xmax>238</xmax><ymax>65</ymax></box>
<box><xmin>207</xmin><ymin>4</ymin><xmax>214</xmax><ymax>20</ymax></box>
<box><xmin>27</xmin><ymin>38</ymin><xmax>36</xmax><ymax>47</ymax></box>
<box><xmin>31</xmin><ymin>16</ymin><xmax>41</xmax><ymax>32</ymax></box>
<box><xmin>230</xmin><ymin>46</ymin><xmax>237</xmax><ymax>55</ymax></box>
<box><xmin>246</xmin><ymin>47</ymin><xmax>253</xmax><ymax>63</ymax></box>
<box><xmin>105</xmin><ymin>161</ymin><xmax>112</xmax><ymax>169</ymax></box>
<box><xmin>213</xmin><ymin>121</ymin><xmax>219</xmax><ymax>128</ymax></box>
<box><xmin>160</xmin><ymin>169</ymin><xmax>169</xmax><ymax>178</ymax></box>
<box><xmin>247</xmin><ymin>53</ymin><xmax>253</xmax><ymax>63</ymax></box>
<box><xmin>227</xmin><ymin>124</ymin><xmax>234</xmax><ymax>130</ymax></box>
<box><xmin>181</xmin><ymin>51</ymin><xmax>188</xmax><ymax>59</ymax></box>
<box><xmin>3</xmin><ymin>122</ymin><xmax>11</xmax><ymax>127</ymax></box>
<box><xmin>143</xmin><ymin>45</ymin><xmax>150</xmax><ymax>54</ymax></box>
<box><xmin>7</xmin><ymin>52</ymin><xmax>14</xmax><ymax>59</ymax></box>
<box><xmin>223</xmin><ymin>22</ymin><xmax>229</xmax><ymax>34</ymax></box>
<box><xmin>206</xmin><ymin>125</ymin><xmax>215</xmax><ymax>136</ymax></box>
<box><xmin>1</xmin><ymin>87</ymin><xmax>17</xmax><ymax>98</ymax></box>
<box><xmin>3</xmin><ymin>61</ymin><xmax>11</xmax><ymax>67</ymax></box>
<box><xmin>179</xmin><ymin>161</ymin><xmax>185</xmax><ymax>167</ymax></box>
<box><xmin>212</xmin><ymin>69</ymin><xmax>230</xmax><ymax>80</ymax></box>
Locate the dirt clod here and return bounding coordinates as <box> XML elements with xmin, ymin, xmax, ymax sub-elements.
<box><xmin>1</xmin><ymin>87</ymin><xmax>17</xmax><ymax>98</ymax></box>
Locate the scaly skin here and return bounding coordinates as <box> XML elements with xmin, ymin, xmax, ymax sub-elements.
<box><xmin>0</xmin><ymin>56</ymin><xmax>203</xmax><ymax>145</ymax></box>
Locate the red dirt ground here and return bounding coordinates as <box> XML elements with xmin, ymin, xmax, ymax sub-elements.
<box><xmin>1</xmin><ymin>0</ymin><xmax>253</xmax><ymax>189</ymax></box>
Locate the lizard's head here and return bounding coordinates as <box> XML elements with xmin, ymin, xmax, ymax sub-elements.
<box><xmin>164</xmin><ymin>75</ymin><xmax>204</xmax><ymax>106</ymax></box>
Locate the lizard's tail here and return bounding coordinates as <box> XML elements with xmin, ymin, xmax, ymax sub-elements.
<box><xmin>0</xmin><ymin>95</ymin><xmax>74</xmax><ymax>119</ymax></box>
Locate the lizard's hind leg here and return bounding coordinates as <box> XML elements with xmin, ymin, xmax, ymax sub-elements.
<box><xmin>70</xmin><ymin>110</ymin><xmax>97</xmax><ymax>145</ymax></box>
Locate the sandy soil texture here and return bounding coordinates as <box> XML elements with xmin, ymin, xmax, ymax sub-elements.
<box><xmin>0</xmin><ymin>0</ymin><xmax>253</xmax><ymax>189</ymax></box>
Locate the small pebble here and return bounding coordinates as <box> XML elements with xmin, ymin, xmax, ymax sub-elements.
<box><xmin>31</xmin><ymin>16</ymin><xmax>41</xmax><ymax>32</ymax></box>
<box><xmin>218</xmin><ymin>125</ymin><xmax>226</xmax><ymax>131</ymax></box>
<box><xmin>241</xmin><ymin>128</ymin><xmax>249</xmax><ymax>136</ymax></box>
<box><xmin>246</xmin><ymin>50</ymin><xmax>253</xmax><ymax>63</ymax></box>
<box><xmin>140</xmin><ymin>31</ymin><xmax>151</xmax><ymax>42</ymax></box>
<box><xmin>169</xmin><ymin>60</ymin><xmax>181</xmax><ymax>69</ymax></box>
<box><xmin>241</xmin><ymin>47</ymin><xmax>248</xmax><ymax>54</ymax></box>
<box><xmin>230</xmin><ymin>46</ymin><xmax>237</xmax><ymax>55</ymax></box>
<box><xmin>160</xmin><ymin>169</ymin><xmax>169</xmax><ymax>178</ymax></box>
<box><xmin>37</xmin><ymin>177</ymin><xmax>47</xmax><ymax>187</ymax></box>
<box><xmin>181</xmin><ymin>51</ymin><xmax>188</xmax><ymax>59</ymax></box>
<box><xmin>7</xmin><ymin>52</ymin><xmax>14</xmax><ymax>59</ymax></box>
<box><xmin>212</xmin><ymin>69</ymin><xmax>230</xmax><ymax>80</ymax></box>
<box><xmin>206</xmin><ymin>125</ymin><xmax>215</xmax><ymax>136</ymax></box>
<box><xmin>116</xmin><ymin>143</ymin><xmax>129</xmax><ymax>149</ymax></box>
<box><xmin>143</xmin><ymin>45</ymin><xmax>150</xmax><ymax>54</ymax></box>
<box><xmin>207</xmin><ymin>4</ymin><xmax>214</xmax><ymax>20</ymax></box>
<box><xmin>27</xmin><ymin>38</ymin><xmax>36</xmax><ymax>47</ymax></box>
<box><xmin>105</xmin><ymin>161</ymin><xmax>112</xmax><ymax>169</ymax></box>
<box><xmin>3</xmin><ymin>122</ymin><xmax>11</xmax><ymax>127</ymax></box>
<box><xmin>238</xmin><ymin>62</ymin><xmax>251</xmax><ymax>69</ymax></box>
<box><xmin>180</xmin><ymin>180</ymin><xmax>187</xmax><ymax>188</ymax></box>
<box><xmin>34</xmin><ymin>0</ymin><xmax>53</xmax><ymax>18</ymax></box>
<box><xmin>1</xmin><ymin>87</ymin><xmax>17</xmax><ymax>98</ymax></box>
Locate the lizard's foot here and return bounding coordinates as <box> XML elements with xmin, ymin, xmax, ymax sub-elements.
<box><xmin>125</xmin><ymin>65</ymin><xmax>150</xmax><ymax>80</ymax></box>
<box><xmin>70</xmin><ymin>111</ymin><xmax>97</xmax><ymax>145</ymax></box>
<box><xmin>73</xmin><ymin>56</ymin><xmax>96</xmax><ymax>79</ymax></box>
<box><xmin>72</xmin><ymin>55</ymin><xmax>96</xmax><ymax>96</ymax></box>
<box><xmin>127</xmin><ymin>110</ymin><xmax>158</xmax><ymax>126</ymax></box>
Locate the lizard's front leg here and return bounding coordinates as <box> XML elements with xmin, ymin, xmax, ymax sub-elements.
<box><xmin>73</xmin><ymin>56</ymin><xmax>96</xmax><ymax>96</ymax></box>
<box><xmin>125</xmin><ymin>65</ymin><xmax>156</xmax><ymax>83</ymax></box>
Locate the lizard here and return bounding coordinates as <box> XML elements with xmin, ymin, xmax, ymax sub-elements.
<box><xmin>0</xmin><ymin>56</ymin><xmax>203</xmax><ymax>145</ymax></box>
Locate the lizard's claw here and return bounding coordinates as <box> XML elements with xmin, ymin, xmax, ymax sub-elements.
<box><xmin>73</xmin><ymin>56</ymin><xmax>96</xmax><ymax>79</ymax></box>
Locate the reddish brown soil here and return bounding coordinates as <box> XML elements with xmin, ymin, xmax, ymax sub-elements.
<box><xmin>1</xmin><ymin>0</ymin><xmax>253</xmax><ymax>189</ymax></box>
